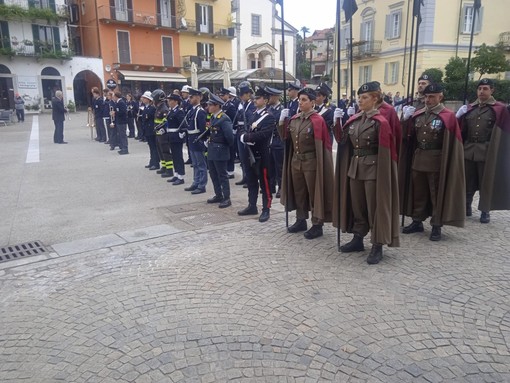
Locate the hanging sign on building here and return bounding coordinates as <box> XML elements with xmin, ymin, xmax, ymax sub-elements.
<box><xmin>106</xmin><ymin>79</ymin><xmax>117</xmax><ymax>90</ymax></box>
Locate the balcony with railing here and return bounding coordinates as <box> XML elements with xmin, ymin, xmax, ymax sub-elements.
<box><xmin>0</xmin><ymin>37</ymin><xmax>72</xmax><ymax>60</ymax></box>
<box><xmin>343</xmin><ymin>40</ymin><xmax>382</xmax><ymax>60</ymax></box>
<box><xmin>499</xmin><ymin>32</ymin><xmax>510</xmax><ymax>50</ymax></box>
<box><xmin>182</xmin><ymin>55</ymin><xmax>232</xmax><ymax>71</ymax></box>
<box><xmin>97</xmin><ymin>5</ymin><xmax>178</xmax><ymax>29</ymax></box>
<box><xmin>179</xmin><ymin>19</ymin><xmax>235</xmax><ymax>38</ymax></box>
<box><xmin>0</xmin><ymin>0</ymin><xmax>67</xmax><ymax>24</ymax></box>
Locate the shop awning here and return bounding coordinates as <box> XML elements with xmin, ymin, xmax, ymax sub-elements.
<box><xmin>118</xmin><ymin>70</ymin><xmax>187</xmax><ymax>83</ymax></box>
<box><xmin>197</xmin><ymin>68</ymin><xmax>296</xmax><ymax>84</ymax></box>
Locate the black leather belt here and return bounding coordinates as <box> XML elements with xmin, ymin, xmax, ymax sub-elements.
<box><xmin>417</xmin><ymin>142</ymin><xmax>442</xmax><ymax>150</ymax></box>
<box><xmin>353</xmin><ymin>148</ymin><xmax>378</xmax><ymax>157</ymax></box>
<box><xmin>467</xmin><ymin>136</ymin><xmax>488</xmax><ymax>143</ymax></box>
<box><xmin>294</xmin><ymin>152</ymin><xmax>316</xmax><ymax>160</ymax></box>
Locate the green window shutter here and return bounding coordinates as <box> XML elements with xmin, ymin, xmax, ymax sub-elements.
<box><xmin>32</xmin><ymin>24</ymin><xmax>40</xmax><ymax>53</ymax></box>
<box><xmin>195</xmin><ymin>3</ymin><xmax>201</xmax><ymax>32</ymax></box>
<box><xmin>52</xmin><ymin>27</ymin><xmax>60</xmax><ymax>51</ymax></box>
<box><xmin>0</xmin><ymin>21</ymin><xmax>10</xmax><ymax>49</ymax></box>
<box><xmin>197</xmin><ymin>42</ymin><xmax>202</xmax><ymax>56</ymax></box>
<box><xmin>384</xmin><ymin>63</ymin><xmax>389</xmax><ymax>84</ymax></box>
<box><xmin>384</xmin><ymin>15</ymin><xmax>391</xmax><ymax>40</ymax></box>
<box><xmin>49</xmin><ymin>0</ymin><xmax>56</xmax><ymax>12</ymax></box>
<box><xmin>474</xmin><ymin>7</ymin><xmax>483</xmax><ymax>34</ymax></box>
<box><xmin>208</xmin><ymin>5</ymin><xmax>213</xmax><ymax>34</ymax></box>
<box><xmin>28</xmin><ymin>0</ymin><xmax>36</xmax><ymax>9</ymax></box>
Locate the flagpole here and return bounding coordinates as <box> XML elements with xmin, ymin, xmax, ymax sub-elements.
<box><xmin>406</xmin><ymin>0</ymin><xmax>416</xmax><ymax>104</ymax></box>
<box><xmin>279</xmin><ymin>0</ymin><xmax>289</xmax><ymax>228</ymax></box>
<box><xmin>336</xmin><ymin>0</ymin><xmax>341</xmax><ymax>106</ymax></box>
<box><xmin>463</xmin><ymin>3</ymin><xmax>479</xmax><ymax>104</ymax></box>
<box><xmin>410</xmin><ymin>8</ymin><xmax>421</xmax><ymax>104</ymax></box>
<box><xmin>349</xmin><ymin>21</ymin><xmax>354</xmax><ymax>107</ymax></box>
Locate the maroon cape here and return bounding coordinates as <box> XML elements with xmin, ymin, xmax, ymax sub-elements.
<box><xmin>333</xmin><ymin>113</ymin><xmax>400</xmax><ymax>247</ymax></box>
<box><xmin>400</xmin><ymin>107</ymin><xmax>465</xmax><ymax>227</ymax></box>
<box><xmin>378</xmin><ymin>101</ymin><xmax>402</xmax><ymax>159</ymax></box>
<box><xmin>279</xmin><ymin>112</ymin><xmax>334</xmax><ymax>222</ymax></box>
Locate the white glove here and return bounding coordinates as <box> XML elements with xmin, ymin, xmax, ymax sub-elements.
<box><xmin>334</xmin><ymin>108</ymin><xmax>344</xmax><ymax>120</ymax></box>
<box><xmin>178</xmin><ymin>132</ymin><xmax>185</xmax><ymax>139</ymax></box>
<box><xmin>456</xmin><ymin>104</ymin><xmax>468</xmax><ymax>119</ymax></box>
<box><xmin>204</xmin><ymin>140</ymin><xmax>209</xmax><ymax>148</ymax></box>
<box><xmin>403</xmin><ymin>106</ymin><xmax>416</xmax><ymax>121</ymax></box>
<box><xmin>238</xmin><ymin>103</ymin><xmax>243</xmax><ymax>111</ymax></box>
<box><xmin>279</xmin><ymin>108</ymin><xmax>289</xmax><ymax>123</ymax></box>
<box><xmin>347</xmin><ymin>106</ymin><xmax>355</xmax><ymax>116</ymax></box>
<box><xmin>240</xmin><ymin>134</ymin><xmax>246</xmax><ymax>144</ymax></box>
<box><xmin>241</xmin><ymin>134</ymin><xmax>254</xmax><ymax>145</ymax></box>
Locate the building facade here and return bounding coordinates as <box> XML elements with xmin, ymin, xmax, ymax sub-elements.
<box><xmin>0</xmin><ymin>0</ymin><xmax>102</xmax><ymax>110</ymax></box>
<box><xmin>333</xmin><ymin>0</ymin><xmax>510</xmax><ymax>99</ymax></box>
<box><xmin>231</xmin><ymin>0</ymin><xmax>297</xmax><ymax>78</ymax></box>
<box><xmin>305</xmin><ymin>27</ymin><xmax>335</xmax><ymax>84</ymax></box>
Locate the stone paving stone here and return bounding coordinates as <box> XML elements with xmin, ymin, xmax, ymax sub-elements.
<box><xmin>1</xmin><ymin>211</ymin><xmax>510</xmax><ymax>382</ymax></box>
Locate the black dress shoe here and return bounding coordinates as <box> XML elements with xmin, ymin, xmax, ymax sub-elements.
<box><xmin>110</xmin><ymin>146</ymin><xmax>115</xmax><ymax>150</ymax></box>
<box><xmin>429</xmin><ymin>226</ymin><xmax>441</xmax><ymax>241</ymax></box>
<box><xmin>275</xmin><ymin>191</ymin><xmax>281</xmax><ymax>199</ymax></box>
<box><xmin>184</xmin><ymin>185</ymin><xmax>197</xmax><ymax>191</ymax></box>
<box><xmin>168</xmin><ymin>176</ymin><xmax>178</xmax><ymax>182</ymax></box>
<box><xmin>104</xmin><ymin>141</ymin><xmax>110</xmax><ymax>144</ymax></box>
<box><xmin>259</xmin><ymin>210</ymin><xmax>270</xmax><ymax>222</ymax></box>
<box><xmin>340</xmin><ymin>234</ymin><xmax>365</xmax><ymax>253</ymax></box>
<box><xmin>303</xmin><ymin>225</ymin><xmax>323</xmax><ymax>239</ymax></box>
<box><xmin>287</xmin><ymin>219</ymin><xmax>307</xmax><ymax>233</ymax></box>
<box><xmin>161</xmin><ymin>172</ymin><xmax>173</xmax><ymax>178</ymax></box>
<box><xmin>59</xmin><ymin>141</ymin><xmax>68</xmax><ymax>144</ymax></box>
<box><xmin>466</xmin><ymin>204</ymin><xmax>472</xmax><ymax>217</ymax></box>
<box><xmin>207</xmin><ymin>195</ymin><xmax>223</xmax><ymax>203</ymax></box>
<box><xmin>145</xmin><ymin>165</ymin><xmax>151</xmax><ymax>168</ymax></box>
<box><xmin>191</xmin><ymin>188</ymin><xmax>206</xmax><ymax>195</ymax></box>
<box><xmin>172</xmin><ymin>179</ymin><xmax>185</xmax><ymax>185</ymax></box>
<box><xmin>480</xmin><ymin>212</ymin><xmax>490</xmax><ymax>224</ymax></box>
<box><xmin>118</xmin><ymin>150</ymin><xmax>129</xmax><ymax>155</ymax></box>
<box><xmin>235</xmin><ymin>179</ymin><xmax>247</xmax><ymax>186</ymax></box>
<box><xmin>402</xmin><ymin>220</ymin><xmax>424</xmax><ymax>234</ymax></box>
<box><xmin>184</xmin><ymin>159</ymin><xmax>192</xmax><ymax>165</ymax></box>
<box><xmin>156</xmin><ymin>169</ymin><xmax>166</xmax><ymax>174</ymax></box>
<box><xmin>238</xmin><ymin>205</ymin><xmax>258</xmax><ymax>216</ymax></box>
<box><xmin>367</xmin><ymin>244</ymin><xmax>383</xmax><ymax>265</ymax></box>
<box><xmin>219</xmin><ymin>198</ymin><xmax>232</xmax><ymax>208</ymax></box>
<box><xmin>228</xmin><ymin>174</ymin><xmax>235</xmax><ymax>179</ymax></box>
<box><xmin>243</xmin><ymin>184</ymin><xmax>248</xmax><ymax>189</ymax></box>
<box><xmin>148</xmin><ymin>166</ymin><xmax>159</xmax><ymax>171</ymax></box>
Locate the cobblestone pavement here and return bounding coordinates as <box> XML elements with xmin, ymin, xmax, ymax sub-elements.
<box><xmin>1</xmin><ymin>205</ymin><xmax>510</xmax><ymax>382</ymax></box>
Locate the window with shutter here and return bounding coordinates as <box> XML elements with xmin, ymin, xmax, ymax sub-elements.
<box><xmin>251</xmin><ymin>14</ymin><xmax>261</xmax><ymax>36</ymax></box>
<box><xmin>0</xmin><ymin>21</ymin><xmax>10</xmax><ymax>49</ymax></box>
<box><xmin>114</xmin><ymin>0</ymin><xmax>128</xmax><ymax>22</ymax></box>
<box><xmin>162</xmin><ymin>36</ymin><xmax>173</xmax><ymax>66</ymax></box>
<box><xmin>197</xmin><ymin>4</ymin><xmax>211</xmax><ymax>33</ymax></box>
<box><xmin>117</xmin><ymin>30</ymin><xmax>130</xmax><ymax>63</ymax></box>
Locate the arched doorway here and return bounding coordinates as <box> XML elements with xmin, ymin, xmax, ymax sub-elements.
<box><xmin>0</xmin><ymin>64</ymin><xmax>14</xmax><ymax>110</ymax></box>
<box><xmin>41</xmin><ymin>66</ymin><xmax>63</xmax><ymax>109</ymax></box>
<box><xmin>73</xmin><ymin>70</ymin><xmax>102</xmax><ymax>111</ymax></box>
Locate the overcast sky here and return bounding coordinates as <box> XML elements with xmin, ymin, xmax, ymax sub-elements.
<box><xmin>280</xmin><ymin>0</ymin><xmax>338</xmax><ymax>34</ymax></box>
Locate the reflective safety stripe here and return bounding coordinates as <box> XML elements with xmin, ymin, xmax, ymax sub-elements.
<box><xmin>167</xmin><ymin>128</ymin><xmax>180</xmax><ymax>133</ymax></box>
<box><xmin>187</xmin><ymin>129</ymin><xmax>200</xmax><ymax>134</ymax></box>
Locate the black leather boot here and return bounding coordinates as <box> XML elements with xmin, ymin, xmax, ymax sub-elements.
<box><xmin>429</xmin><ymin>226</ymin><xmax>442</xmax><ymax>241</ymax></box>
<box><xmin>340</xmin><ymin>234</ymin><xmax>364</xmax><ymax>253</ymax></box>
<box><xmin>303</xmin><ymin>225</ymin><xmax>323</xmax><ymax>239</ymax></box>
<box><xmin>402</xmin><ymin>220</ymin><xmax>424</xmax><ymax>234</ymax></box>
<box><xmin>466</xmin><ymin>193</ymin><xmax>474</xmax><ymax>217</ymax></box>
<box><xmin>480</xmin><ymin>211</ymin><xmax>490</xmax><ymax>224</ymax></box>
<box><xmin>287</xmin><ymin>219</ymin><xmax>307</xmax><ymax>233</ymax></box>
<box><xmin>367</xmin><ymin>244</ymin><xmax>383</xmax><ymax>265</ymax></box>
<box><xmin>237</xmin><ymin>204</ymin><xmax>258</xmax><ymax>216</ymax></box>
<box><xmin>259</xmin><ymin>209</ymin><xmax>270</xmax><ymax>222</ymax></box>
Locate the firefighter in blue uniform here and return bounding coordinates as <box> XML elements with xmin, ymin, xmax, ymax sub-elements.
<box><xmin>266</xmin><ymin>86</ymin><xmax>284</xmax><ymax>198</ymax></box>
<box><xmin>238</xmin><ymin>87</ymin><xmax>276</xmax><ymax>222</ymax></box>
<box><xmin>286</xmin><ymin>81</ymin><xmax>301</xmax><ymax>117</ymax></box>
<box><xmin>315</xmin><ymin>83</ymin><xmax>336</xmax><ymax>142</ymax></box>
<box><xmin>166</xmin><ymin>93</ymin><xmax>186</xmax><ymax>185</ymax></box>
<box><xmin>203</xmin><ymin>93</ymin><xmax>235</xmax><ymax>208</ymax></box>
<box><xmin>184</xmin><ymin>87</ymin><xmax>208</xmax><ymax>194</ymax></box>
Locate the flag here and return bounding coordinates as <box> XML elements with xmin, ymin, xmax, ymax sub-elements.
<box><xmin>413</xmin><ymin>0</ymin><xmax>424</xmax><ymax>24</ymax></box>
<box><xmin>474</xmin><ymin>0</ymin><xmax>481</xmax><ymax>13</ymax></box>
<box><xmin>342</xmin><ymin>0</ymin><xmax>358</xmax><ymax>23</ymax></box>
<box><xmin>275</xmin><ymin>0</ymin><xmax>283</xmax><ymax>5</ymax></box>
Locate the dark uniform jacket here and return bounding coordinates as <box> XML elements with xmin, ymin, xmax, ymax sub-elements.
<box><xmin>142</xmin><ymin>104</ymin><xmax>156</xmax><ymax>137</ymax></box>
<box><xmin>93</xmin><ymin>97</ymin><xmax>104</xmax><ymax>121</ymax></box>
<box><xmin>207</xmin><ymin>112</ymin><xmax>234</xmax><ymax>161</ymax></box>
<box><xmin>186</xmin><ymin>104</ymin><xmax>207</xmax><ymax>151</ymax></box>
<box><xmin>243</xmin><ymin>107</ymin><xmax>276</xmax><ymax>164</ymax></box>
<box><xmin>238</xmin><ymin>99</ymin><xmax>256</xmax><ymax>134</ymax></box>
<box><xmin>315</xmin><ymin>102</ymin><xmax>336</xmax><ymax>129</ymax></box>
<box><xmin>127</xmin><ymin>100</ymin><xmax>138</xmax><ymax>119</ymax></box>
<box><xmin>269</xmin><ymin>103</ymin><xmax>284</xmax><ymax>149</ymax></box>
<box><xmin>167</xmin><ymin>106</ymin><xmax>186</xmax><ymax>143</ymax></box>
<box><xmin>287</xmin><ymin>97</ymin><xmax>299</xmax><ymax>117</ymax></box>
<box><xmin>114</xmin><ymin>98</ymin><xmax>128</xmax><ymax>125</ymax></box>
<box><xmin>102</xmin><ymin>98</ymin><xmax>112</xmax><ymax>118</ymax></box>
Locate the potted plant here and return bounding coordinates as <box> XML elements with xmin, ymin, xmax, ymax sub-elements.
<box><xmin>66</xmin><ymin>100</ymin><xmax>76</xmax><ymax>112</ymax></box>
<box><xmin>11</xmin><ymin>36</ymin><xmax>19</xmax><ymax>46</ymax></box>
<box><xmin>23</xmin><ymin>39</ymin><xmax>33</xmax><ymax>46</ymax></box>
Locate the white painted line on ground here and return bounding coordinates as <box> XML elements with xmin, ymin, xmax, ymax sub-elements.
<box><xmin>26</xmin><ymin>116</ymin><xmax>40</xmax><ymax>163</ymax></box>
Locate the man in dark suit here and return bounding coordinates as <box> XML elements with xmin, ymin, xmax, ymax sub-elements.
<box><xmin>52</xmin><ymin>90</ymin><xmax>67</xmax><ymax>144</ymax></box>
<box><xmin>204</xmin><ymin>93</ymin><xmax>235</xmax><ymax>208</ymax></box>
<box><xmin>112</xmin><ymin>91</ymin><xmax>129</xmax><ymax>155</ymax></box>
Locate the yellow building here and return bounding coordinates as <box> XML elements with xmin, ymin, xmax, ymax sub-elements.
<box><xmin>333</xmin><ymin>0</ymin><xmax>510</xmax><ymax>99</ymax></box>
<box><xmin>179</xmin><ymin>0</ymin><xmax>234</xmax><ymax>76</ymax></box>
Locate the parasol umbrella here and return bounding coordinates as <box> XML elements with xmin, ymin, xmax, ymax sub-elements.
<box><xmin>222</xmin><ymin>60</ymin><xmax>231</xmax><ymax>88</ymax></box>
<box><xmin>191</xmin><ymin>62</ymin><xmax>198</xmax><ymax>89</ymax></box>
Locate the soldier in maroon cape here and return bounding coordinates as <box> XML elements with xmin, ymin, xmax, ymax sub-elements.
<box><xmin>456</xmin><ymin>78</ymin><xmax>510</xmax><ymax>223</ymax></box>
<box><xmin>400</xmin><ymin>84</ymin><xmax>465</xmax><ymax>241</ymax></box>
<box><xmin>332</xmin><ymin>82</ymin><xmax>400</xmax><ymax>265</ymax></box>
<box><xmin>278</xmin><ymin>88</ymin><xmax>334</xmax><ymax>240</ymax></box>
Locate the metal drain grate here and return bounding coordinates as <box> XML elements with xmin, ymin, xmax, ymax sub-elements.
<box><xmin>0</xmin><ymin>241</ymin><xmax>48</xmax><ymax>263</ymax></box>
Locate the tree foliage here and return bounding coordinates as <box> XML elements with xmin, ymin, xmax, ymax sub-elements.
<box><xmin>471</xmin><ymin>43</ymin><xmax>510</xmax><ymax>79</ymax></box>
<box><xmin>421</xmin><ymin>68</ymin><xmax>443</xmax><ymax>84</ymax></box>
<box><xmin>444</xmin><ymin>57</ymin><xmax>466</xmax><ymax>83</ymax></box>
